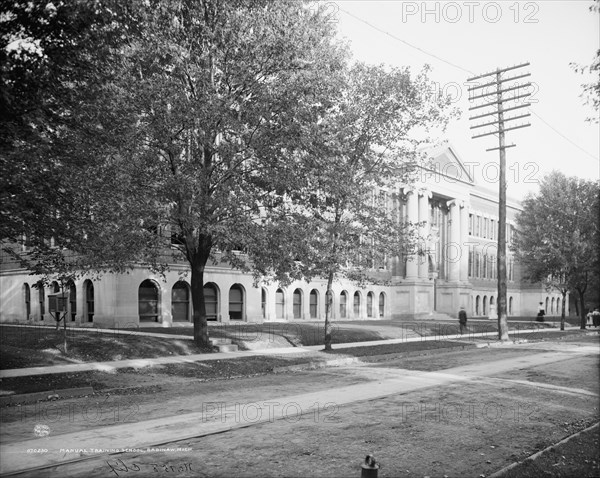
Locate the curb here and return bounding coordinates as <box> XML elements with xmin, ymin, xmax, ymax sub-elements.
<box><xmin>475</xmin><ymin>331</ymin><xmax>599</xmax><ymax>348</ymax></box>
<box><xmin>488</xmin><ymin>421</ymin><xmax>600</xmax><ymax>478</ymax></box>
<box><xmin>0</xmin><ymin>387</ymin><xmax>95</xmax><ymax>407</ymax></box>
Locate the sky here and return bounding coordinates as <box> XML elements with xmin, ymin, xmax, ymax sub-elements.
<box><xmin>327</xmin><ymin>0</ymin><xmax>599</xmax><ymax>200</ymax></box>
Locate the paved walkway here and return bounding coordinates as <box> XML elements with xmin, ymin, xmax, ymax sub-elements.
<box><xmin>0</xmin><ymin>327</ymin><xmax>583</xmax><ymax>378</ymax></box>
<box><xmin>1</xmin><ymin>344</ymin><xmax>598</xmax><ymax>476</ymax></box>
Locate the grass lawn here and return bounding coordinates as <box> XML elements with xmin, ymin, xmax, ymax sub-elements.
<box><xmin>139</xmin><ymin>319</ymin><xmax>566</xmax><ymax>347</ymax></box>
<box><xmin>0</xmin><ymin>325</ymin><xmax>213</xmax><ymax>370</ymax></box>
<box><xmin>324</xmin><ymin>340</ymin><xmax>472</xmax><ymax>357</ymax></box>
<box><xmin>502</xmin><ymin>423</ymin><xmax>600</xmax><ymax>478</ymax></box>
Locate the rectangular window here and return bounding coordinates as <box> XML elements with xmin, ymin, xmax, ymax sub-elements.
<box><xmin>476</xmin><ymin>216</ymin><xmax>481</xmax><ymax>237</ymax></box>
<box><xmin>468</xmin><ymin>214</ymin><xmax>473</xmax><ymax>235</ymax></box>
<box><xmin>468</xmin><ymin>248</ymin><xmax>473</xmax><ymax>278</ymax></box>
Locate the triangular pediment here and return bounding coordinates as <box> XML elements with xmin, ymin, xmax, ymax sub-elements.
<box><xmin>421</xmin><ymin>143</ymin><xmax>475</xmax><ymax>185</ymax></box>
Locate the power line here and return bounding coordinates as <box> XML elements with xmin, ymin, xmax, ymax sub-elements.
<box><xmin>338</xmin><ymin>7</ymin><xmax>475</xmax><ymax>76</ymax></box>
<box><xmin>338</xmin><ymin>7</ymin><xmax>600</xmax><ymax>163</ymax></box>
<box><xmin>531</xmin><ymin>112</ymin><xmax>599</xmax><ymax>161</ymax></box>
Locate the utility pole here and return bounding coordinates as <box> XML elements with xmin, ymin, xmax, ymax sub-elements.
<box><xmin>467</xmin><ymin>63</ymin><xmax>531</xmax><ymax>341</ymax></box>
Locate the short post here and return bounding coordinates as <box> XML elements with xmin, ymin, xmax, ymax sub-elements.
<box><xmin>361</xmin><ymin>454</ymin><xmax>378</xmax><ymax>478</ymax></box>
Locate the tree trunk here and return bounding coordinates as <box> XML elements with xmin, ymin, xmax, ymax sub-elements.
<box><xmin>63</xmin><ymin>311</ymin><xmax>68</xmax><ymax>353</ymax></box>
<box><xmin>577</xmin><ymin>289</ymin><xmax>586</xmax><ymax>330</ymax></box>
<box><xmin>323</xmin><ymin>270</ymin><xmax>334</xmax><ymax>351</ymax></box>
<box><xmin>188</xmin><ymin>234</ymin><xmax>212</xmax><ymax>347</ymax></box>
<box><xmin>560</xmin><ymin>289</ymin><xmax>567</xmax><ymax>331</ymax></box>
<box><xmin>190</xmin><ymin>258</ymin><xmax>209</xmax><ymax>347</ymax></box>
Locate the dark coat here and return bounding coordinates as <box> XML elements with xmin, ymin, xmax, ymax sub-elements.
<box><xmin>458</xmin><ymin>309</ymin><xmax>467</xmax><ymax>324</ymax></box>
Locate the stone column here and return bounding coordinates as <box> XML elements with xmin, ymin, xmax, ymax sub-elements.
<box><xmin>460</xmin><ymin>203</ymin><xmax>469</xmax><ymax>282</ymax></box>
<box><xmin>405</xmin><ymin>190</ymin><xmax>418</xmax><ymax>279</ymax></box>
<box><xmin>447</xmin><ymin>200</ymin><xmax>461</xmax><ymax>282</ymax></box>
<box><xmin>418</xmin><ymin>190</ymin><xmax>430</xmax><ymax>279</ymax></box>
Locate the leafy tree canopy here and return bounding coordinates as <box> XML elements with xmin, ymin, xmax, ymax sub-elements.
<box><xmin>513</xmin><ymin>171</ymin><xmax>600</xmax><ymax>327</ymax></box>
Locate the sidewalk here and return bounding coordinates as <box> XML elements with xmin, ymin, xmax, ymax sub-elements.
<box><xmin>0</xmin><ymin>326</ymin><xmax>588</xmax><ymax>379</ymax></box>
<box><xmin>1</xmin><ymin>346</ymin><xmax>596</xmax><ymax>476</ymax></box>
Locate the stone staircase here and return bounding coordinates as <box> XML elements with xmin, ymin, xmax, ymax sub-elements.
<box><xmin>209</xmin><ymin>337</ymin><xmax>238</xmax><ymax>352</ymax></box>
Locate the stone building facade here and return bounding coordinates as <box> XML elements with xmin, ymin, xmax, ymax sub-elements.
<box><xmin>0</xmin><ymin>145</ymin><xmax>564</xmax><ymax>327</ymax></box>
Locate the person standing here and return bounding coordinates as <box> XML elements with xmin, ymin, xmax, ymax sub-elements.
<box><xmin>536</xmin><ymin>302</ymin><xmax>545</xmax><ymax>322</ymax></box>
<box><xmin>586</xmin><ymin>309</ymin><xmax>594</xmax><ymax>328</ymax></box>
<box><xmin>458</xmin><ymin>306</ymin><xmax>468</xmax><ymax>335</ymax></box>
<box><xmin>593</xmin><ymin>308</ymin><xmax>600</xmax><ymax>328</ymax></box>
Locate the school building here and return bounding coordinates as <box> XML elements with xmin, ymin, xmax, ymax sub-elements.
<box><xmin>0</xmin><ymin>144</ymin><xmax>565</xmax><ymax>327</ymax></box>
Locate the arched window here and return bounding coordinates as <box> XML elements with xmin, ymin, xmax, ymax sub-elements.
<box><xmin>172</xmin><ymin>281</ymin><xmax>190</xmax><ymax>322</ymax></box>
<box><xmin>51</xmin><ymin>281</ymin><xmax>60</xmax><ymax>293</ymax></box>
<box><xmin>367</xmin><ymin>292</ymin><xmax>374</xmax><ymax>318</ymax></box>
<box><xmin>545</xmin><ymin>297</ymin><xmax>549</xmax><ymax>313</ymax></box>
<box><xmin>84</xmin><ymin>280</ymin><xmax>94</xmax><ymax>322</ymax></box>
<box><xmin>276</xmin><ymin>288</ymin><xmax>285</xmax><ymax>319</ymax></box>
<box><xmin>24</xmin><ymin>283</ymin><xmax>31</xmax><ymax>320</ymax></box>
<box><xmin>309</xmin><ymin>290</ymin><xmax>318</xmax><ymax>318</ymax></box>
<box><xmin>261</xmin><ymin>288</ymin><xmax>267</xmax><ymax>319</ymax></box>
<box><xmin>229</xmin><ymin>284</ymin><xmax>244</xmax><ymax>321</ymax></box>
<box><xmin>483</xmin><ymin>296</ymin><xmax>487</xmax><ymax>315</ymax></box>
<box><xmin>38</xmin><ymin>284</ymin><xmax>45</xmax><ymax>321</ymax></box>
<box><xmin>204</xmin><ymin>283</ymin><xmax>218</xmax><ymax>321</ymax></box>
<box><xmin>67</xmin><ymin>280</ymin><xmax>76</xmax><ymax>321</ymax></box>
<box><xmin>490</xmin><ymin>296</ymin><xmax>495</xmax><ymax>306</ymax></box>
<box><xmin>353</xmin><ymin>292</ymin><xmax>361</xmax><ymax>318</ymax></box>
<box><xmin>475</xmin><ymin>296</ymin><xmax>480</xmax><ymax>315</ymax></box>
<box><xmin>551</xmin><ymin>297</ymin><xmax>555</xmax><ymax>314</ymax></box>
<box><xmin>557</xmin><ymin>297</ymin><xmax>561</xmax><ymax>315</ymax></box>
<box><xmin>139</xmin><ymin>280</ymin><xmax>159</xmax><ymax>322</ymax></box>
<box><xmin>339</xmin><ymin>291</ymin><xmax>347</xmax><ymax>319</ymax></box>
<box><xmin>509</xmin><ymin>296</ymin><xmax>513</xmax><ymax>316</ymax></box>
<box><xmin>326</xmin><ymin>290</ymin><xmax>333</xmax><ymax>317</ymax></box>
<box><xmin>293</xmin><ymin>289</ymin><xmax>302</xmax><ymax>319</ymax></box>
<box><xmin>379</xmin><ymin>293</ymin><xmax>385</xmax><ymax>318</ymax></box>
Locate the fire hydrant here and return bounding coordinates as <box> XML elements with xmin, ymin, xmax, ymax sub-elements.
<box><xmin>361</xmin><ymin>454</ymin><xmax>379</xmax><ymax>478</ymax></box>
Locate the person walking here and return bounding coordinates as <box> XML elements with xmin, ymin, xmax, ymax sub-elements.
<box><xmin>458</xmin><ymin>306</ymin><xmax>468</xmax><ymax>335</ymax></box>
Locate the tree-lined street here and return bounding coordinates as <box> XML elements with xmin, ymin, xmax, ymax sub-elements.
<box><xmin>0</xmin><ymin>330</ymin><xmax>598</xmax><ymax>477</ymax></box>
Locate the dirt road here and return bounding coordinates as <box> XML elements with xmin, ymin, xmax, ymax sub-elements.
<box><xmin>1</xmin><ymin>336</ymin><xmax>598</xmax><ymax>477</ymax></box>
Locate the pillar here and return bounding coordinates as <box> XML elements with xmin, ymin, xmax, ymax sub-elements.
<box><xmin>447</xmin><ymin>200</ymin><xmax>461</xmax><ymax>282</ymax></box>
<box><xmin>460</xmin><ymin>203</ymin><xmax>469</xmax><ymax>281</ymax></box>
<box><xmin>405</xmin><ymin>190</ymin><xmax>418</xmax><ymax>279</ymax></box>
<box><xmin>418</xmin><ymin>190</ymin><xmax>430</xmax><ymax>279</ymax></box>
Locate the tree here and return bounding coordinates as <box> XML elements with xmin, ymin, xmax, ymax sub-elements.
<box><xmin>571</xmin><ymin>0</ymin><xmax>599</xmax><ymax>123</ymax></box>
<box><xmin>513</xmin><ymin>172</ymin><xmax>600</xmax><ymax>329</ymax></box>
<box><xmin>77</xmin><ymin>0</ymin><xmax>348</xmax><ymax>346</ymax></box>
<box><xmin>1</xmin><ymin>1</ymin><xmax>156</xmax><ymax>275</ymax></box>
<box><xmin>283</xmin><ymin>63</ymin><xmax>455</xmax><ymax>350</ymax></box>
